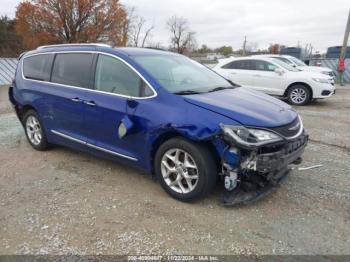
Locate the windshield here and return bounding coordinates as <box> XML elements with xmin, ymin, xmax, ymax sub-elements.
<box><xmin>133</xmin><ymin>55</ymin><xmax>232</xmax><ymax>94</ymax></box>
<box><xmin>272</xmin><ymin>56</ymin><xmax>294</xmax><ymax>65</ymax></box>
<box><xmin>288</xmin><ymin>56</ymin><xmax>306</xmax><ymax>66</ymax></box>
<box><xmin>271</xmin><ymin>59</ymin><xmax>300</xmax><ymax>72</ymax></box>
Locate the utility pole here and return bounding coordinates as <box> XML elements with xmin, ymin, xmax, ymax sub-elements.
<box><xmin>340</xmin><ymin>9</ymin><xmax>350</xmax><ymax>86</ymax></box>
<box><xmin>242</xmin><ymin>36</ymin><xmax>247</xmax><ymax>56</ymax></box>
<box><xmin>310</xmin><ymin>45</ymin><xmax>313</xmax><ymax>60</ymax></box>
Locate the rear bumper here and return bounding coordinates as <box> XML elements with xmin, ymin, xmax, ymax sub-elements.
<box><xmin>8</xmin><ymin>86</ymin><xmax>21</xmax><ymax>120</ymax></box>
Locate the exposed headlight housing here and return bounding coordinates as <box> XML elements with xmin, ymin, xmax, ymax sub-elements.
<box><xmin>220</xmin><ymin>124</ymin><xmax>283</xmax><ymax>149</ymax></box>
<box><xmin>313</xmin><ymin>78</ymin><xmax>330</xmax><ymax>84</ymax></box>
<box><xmin>248</xmin><ymin>129</ymin><xmax>281</xmax><ymax>141</ymax></box>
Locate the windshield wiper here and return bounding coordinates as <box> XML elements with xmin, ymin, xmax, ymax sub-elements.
<box><xmin>208</xmin><ymin>86</ymin><xmax>236</xmax><ymax>93</ymax></box>
<box><xmin>173</xmin><ymin>90</ymin><xmax>203</xmax><ymax>95</ymax></box>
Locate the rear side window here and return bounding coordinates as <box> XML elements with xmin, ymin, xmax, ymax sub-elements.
<box><xmin>222</xmin><ymin>60</ymin><xmax>252</xmax><ymax>70</ymax></box>
<box><xmin>51</xmin><ymin>53</ymin><xmax>94</xmax><ymax>88</ymax></box>
<box><xmin>95</xmin><ymin>54</ymin><xmax>153</xmax><ymax>97</ymax></box>
<box><xmin>23</xmin><ymin>54</ymin><xmax>54</xmax><ymax>81</ymax></box>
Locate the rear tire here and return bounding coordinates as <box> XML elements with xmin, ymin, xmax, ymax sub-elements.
<box><xmin>155</xmin><ymin>137</ymin><xmax>217</xmax><ymax>202</ymax></box>
<box><xmin>287</xmin><ymin>85</ymin><xmax>311</xmax><ymax>105</ymax></box>
<box><xmin>23</xmin><ymin>110</ymin><xmax>49</xmax><ymax>151</ymax></box>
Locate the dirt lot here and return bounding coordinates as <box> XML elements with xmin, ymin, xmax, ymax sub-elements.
<box><xmin>0</xmin><ymin>85</ymin><xmax>349</xmax><ymax>255</ymax></box>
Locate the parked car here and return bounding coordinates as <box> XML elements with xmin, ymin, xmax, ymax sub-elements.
<box><xmin>213</xmin><ymin>57</ymin><xmax>335</xmax><ymax>105</ymax></box>
<box><xmin>252</xmin><ymin>54</ymin><xmax>336</xmax><ymax>79</ymax></box>
<box><xmin>9</xmin><ymin>44</ymin><xmax>308</xmax><ymax>205</ymax></box>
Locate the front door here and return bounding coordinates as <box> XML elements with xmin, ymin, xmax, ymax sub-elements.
<box><xmin>84</xmin><ymin>54</ymin><xmax>154</xmax><ymax>162</ymax></box>
<box><xmin>219</xmin><ymin>59</ymin><xmax>255</xmax><ymax>87</ymax></box>
<box><xmin>250</xmin><ymin>60</ymin><xmax>284</xmax><ymax>95</ymax></box>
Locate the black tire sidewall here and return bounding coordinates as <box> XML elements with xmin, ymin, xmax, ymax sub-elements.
<box><xmin>23</xmin><ymin>110</ymin><xmax>49</xmax><ymax>151</ymax></box>
<box><xmin>155</xmin><ymin>137</ymin><xmax>217</xmax><ymax>202</ymax></box>
<box><xmin>287</xmin><ymin>85</ymin><xmax>311</xmax><ymax>106</ymax></box>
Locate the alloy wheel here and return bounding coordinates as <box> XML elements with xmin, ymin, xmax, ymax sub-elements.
<box><xmin>290</xmin><ymin>88</ymin><xmax>307</xmax><ymax>104</ymax></box>
<box><xmin>26</xmin><ymin>115</ymin><xmax>42</xmax><ymax>145</ymax></box>
<box><xmin>161</xmin><ymin>148</ymin><xmax>199</xmax><ymax>194</ymax></box>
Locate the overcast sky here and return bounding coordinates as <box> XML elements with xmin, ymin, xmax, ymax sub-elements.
<box><xmin>2</xmin><ymin>0</ymin><xmax>349</xmax><ymax>52</ymax></box>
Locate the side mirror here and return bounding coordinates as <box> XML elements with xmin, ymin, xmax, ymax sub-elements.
<box><xmin>275</xmin><ymin>68</ymin><xmax>284</xmax><ymax>75</ymax></box>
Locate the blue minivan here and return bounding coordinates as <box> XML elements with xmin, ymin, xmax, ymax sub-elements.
<box><xmin>9</xmin><ymin>44</ymin><xmax>308</xmax><ymax>205</ymax></box>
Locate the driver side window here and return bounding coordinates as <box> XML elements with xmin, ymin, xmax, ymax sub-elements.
<box><xmin>95</xmin><ymin>54</ymin><xmax>153</xmax><ymax>97</ymax></box>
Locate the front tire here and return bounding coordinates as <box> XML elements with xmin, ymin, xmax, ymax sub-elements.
<box><xmin>23</xmin><ymin>110</ymin><xmax>49</xmax><ymax>151</ymax></box>
<box><xmin>155</xmin><ymin>137</ymin><xmax>217</xmax><ymax>202</ymax></box>
<box><xmin>287</xmin><ymin>85</ymin><xmax>311</xmax><ymax>105</ymax></box>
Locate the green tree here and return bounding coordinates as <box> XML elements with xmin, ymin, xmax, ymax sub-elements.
<box><xmin>0</xmin><ymin>16</ymin><xmax>23</xmax><ymax>56</ymax></box>
<box><xmin>197</xmin><ymin>44</ymin><xmax>211</xmax><ymax>54</ymax></box>
<box><xmin>216</xmin><ymin>46</ymin><xmax>233</xmax><ymax>56</ymax></box>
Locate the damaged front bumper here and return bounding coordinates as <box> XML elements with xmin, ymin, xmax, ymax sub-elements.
<box><xmin>219</xmin><ymin>123</ymin><xmax>308</xmax><ymax>206</ymax></box>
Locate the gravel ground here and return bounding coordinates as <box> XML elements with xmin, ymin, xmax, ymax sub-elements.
<box><xmin>0</xmin><ymin>85</ymin><xmax>349</xmax><ymax>255</ymax></box>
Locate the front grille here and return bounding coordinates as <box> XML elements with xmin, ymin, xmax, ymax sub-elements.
<box><xmin>256</xmin><ymin>133</ymin><xmax>308</xmax><ymax>173</ymax></box>
<box><xmin>270</xmin><ymin>117</ymin><xmax>301</xmax><ymax>138</ymax></box>
<box><xmin>329</xmin><ymin>71</ymin><xmax>336</xmax><ymax>77</ymax></box>
<box><xmin>285</xmin><ymin>134</ymin><xmax>307</xmax><ymax>154</ymax></box>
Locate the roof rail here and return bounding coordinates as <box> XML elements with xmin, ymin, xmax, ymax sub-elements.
<box><xmin>37</xmin><ymin>43</ymin><xmax>111</xmax><ymax>50</ymax></box>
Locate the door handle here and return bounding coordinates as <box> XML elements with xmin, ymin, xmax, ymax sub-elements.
<box><xmin>71</xmin><ymin>97</ymin><xmax>82</xmax><ymax>102</ymax></box>
<box><xmin>254</xmin><ymin>74</ymin><xmax>262</xmax><ymax>77</ymax></box>
<box><xmin>84</xmin><ymin>101</ymin><xmax>96</xmax><ymax>107</ymax></box>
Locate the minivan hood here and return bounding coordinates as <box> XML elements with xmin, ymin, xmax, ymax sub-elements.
<box><xmin>184</xmin><ymin>87</ymin><xmax>297</xmax><ymax>127</ymax></box>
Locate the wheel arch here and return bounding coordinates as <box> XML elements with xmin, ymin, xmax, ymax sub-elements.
<box><xmin>284</xmin><ymin>82</ymin><xmax>313</xmax><ymax>99</ymax></box>
<box><xmin>150</xmin><ymin>131</ymin><xmax>220</xmax><ymax>176</ymax></box>
<box><xmin>19</xmin><ymin>104</ymin><xmax>38</xmax><ymax>124</ymax></box>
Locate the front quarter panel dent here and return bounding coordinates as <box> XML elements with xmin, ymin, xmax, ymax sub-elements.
<box><xmin>147</xmin><ymin>122</ymin><xmax>240</xmax><ymax>174</ymax></box>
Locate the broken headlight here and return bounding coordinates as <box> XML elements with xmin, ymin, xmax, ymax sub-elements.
<box><xmin>220</xmin><ymin>124</ymin><xmax>283</xmax><ymax>149</ymax></box>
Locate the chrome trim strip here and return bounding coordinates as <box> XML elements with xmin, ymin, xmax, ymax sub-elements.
<box><xmin>87</xmin><ymin>143</ymin><xmax>137</xmax><ymax>160</ymax></box>
<box><xmin>251</xmin><ymin>115</ymin><xmax>304</xmax><ymax>141</ymax></box>
<box><xmin>51</xmin><ymin>130</ymin><xmax>85</xmax><ymax>145</ymax></box>
<box><xmin>283</xmin><ymin>115</ymin><xmax>304</xmax><ymax>140</ymax></box>
<box><xmin>21</xmin><ymin>51</ymin><xmax>157</xmax><ymax>100</ymax></box>
<box><xmin>244</xmin><ymin>115</ymin><xmax>304</xmax><ymax>141</ymax></box>
<box><xmin>51</xmin><ymin>130</ymin><xmax>137</xmax><ymax>161</ymax></box>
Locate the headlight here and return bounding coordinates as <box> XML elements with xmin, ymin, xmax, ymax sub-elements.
<box><xmin>248</xmin><ymin>129</ymin><xmax>281</xmax><ymax>141</ymax></box>
<box><xmin>313</xmin><ymin>78</ymin><xmax>329</xmax><ymax>84</ymax></box>
<box><xmin>321</xmin><ymin>71</ymin><xmax>330</xmax><ymax>76</ymax></box>
<box><xmin>220</xmin><ymin>124</ymin><xmax>283</xmax><ymax>149</ymax></box>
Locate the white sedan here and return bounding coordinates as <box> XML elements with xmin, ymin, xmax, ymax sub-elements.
<box><xmin>252</xmin><ymin>54</ymin><xmax>336</xmax><ymax>79</ymax></box>
<box><xmin>213</xmin><ymin>57</ymin><xmax>335</xmax><ymax>105</ymax></box>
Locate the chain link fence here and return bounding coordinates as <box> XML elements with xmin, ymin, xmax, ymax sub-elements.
<box><xmin>0</xmin><ymin>58</ymin><xmax>17</xmax><ymax>85</ymax></box>
<box><xmin>309</xmin><ymin>58</ymin><xmax>349</xmax><ymax>83</ymax></box>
